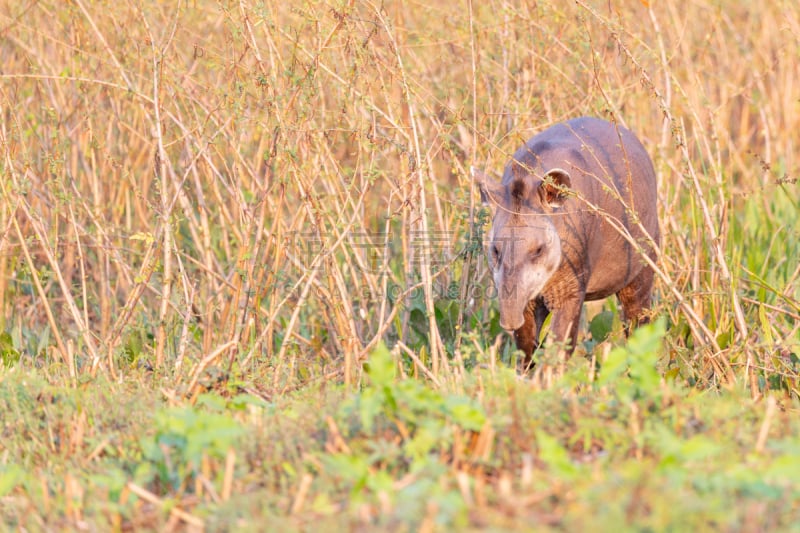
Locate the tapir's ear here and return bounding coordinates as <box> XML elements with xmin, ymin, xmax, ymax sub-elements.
<box><xmin>540</xmin><ymin>168</ymin><xmax>572</xmax><ymax>208</ymax></box>
<box><xmin>471</xmin><ymin>166</ymin><xmax>504</xmax><ymax>207</ymax></box>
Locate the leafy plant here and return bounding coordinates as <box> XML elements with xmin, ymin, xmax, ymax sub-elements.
<box><xmin>598</xmin><ymin>318</ymin><xmax>666</xmax><ymax>402</ymax></box>
<box><xmin>135</xmin><ymin>401</ymin><xmax>245</xmax><ymax>494</ymax></box>
<box><xmin>317</xmin><ymin>343</ymin><xmax>487</xmax><ymax>526</ymax></box>
<box><xmin>0</xmin><ymin>332</ymin><xmax>20</xmax><ymax>367</ymax></box>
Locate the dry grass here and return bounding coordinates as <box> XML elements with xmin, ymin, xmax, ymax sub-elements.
<box><xmin>1</xmin><ymin>0</ymin><xmax>799</xmax><ymax>529</ymax></box>
<box><xmin>1</xmin><ymin>0</ymin><xmax>797</xmax><ymax>389</ymax></box>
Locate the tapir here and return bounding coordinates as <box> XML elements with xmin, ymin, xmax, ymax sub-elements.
<box><xmin>473</xmin><ymin>116</ymin><xmax>660</xmax><ymax>361</ymax></box>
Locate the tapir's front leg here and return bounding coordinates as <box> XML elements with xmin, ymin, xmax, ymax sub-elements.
<box><xmin>545</xmin><ymin>295</ymin><xmax>584</xmax><ymax>355</ymax></box>
<box><xmin>514</xmin><ymin>297</ymin><xmax>549</xmax><ymax>367</ymax></box>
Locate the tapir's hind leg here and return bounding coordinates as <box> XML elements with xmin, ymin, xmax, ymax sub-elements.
<box><xmin>616</xmin><ymin>264</ymin><xmax>656</xmax><ymax>335</ymax></box>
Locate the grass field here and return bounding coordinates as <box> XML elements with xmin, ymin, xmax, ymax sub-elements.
<box><xmin>1</xmin><ymin>0</ymin><xmax>799</xmax><ymax>530</ymax></box>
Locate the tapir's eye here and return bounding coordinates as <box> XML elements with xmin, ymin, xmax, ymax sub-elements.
<box><xmin>530</xmin><ymin>245</ymin><xmax>544</xmax><ymax>261</ymax></box>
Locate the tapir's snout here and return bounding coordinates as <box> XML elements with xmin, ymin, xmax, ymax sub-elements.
<box><xmin>499</xmin><ymin>316</ymin><xmax>524</xmax><ymax>332</ymax></box>
<box><xmin>497</xmin><ymin>282</ymin><xmax>527</xmax><ymax>332</ymax></box>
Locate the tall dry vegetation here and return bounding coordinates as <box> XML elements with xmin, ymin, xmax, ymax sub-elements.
<box><xmin>0</xmin><ymin>0</ymin><xmax>798</xmax><ymax>394</ymax></box>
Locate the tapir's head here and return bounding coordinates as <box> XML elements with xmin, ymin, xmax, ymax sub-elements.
<box><xmin>472</xmin><ymin>164</ymin><xmax>571</xmax><ymax>331</ymax></box>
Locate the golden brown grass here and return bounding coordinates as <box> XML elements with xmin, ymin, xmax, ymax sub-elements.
<box><xmin>0</xmin><ymin>0</ymin><xmax>799</xmax><ymax>528</ymax></box>
<box><xmin>2</xmin><ymin>0</ymin><xmax>797</xmax><ymax>391</ymax></box>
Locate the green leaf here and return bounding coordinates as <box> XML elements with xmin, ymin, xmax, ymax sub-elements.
<box><xmin>0</xmin><ymin>332</ymin><xmax>20</xmax><ymax>367</ymax></box>
<box><xmin>321</xmin><ymin>453</ymin><xmax>369</xmax><ymax>486</ymax></box>
<box><xmin>228</xmin><ymin>393</ymin><xmax>270</xmax><ymax>410</ymax></box>
<box><xmin>365</xmin><ymin>342</ymin><xmax>396</xmax><ymax>389</ymax></box>
<box><xmin>679</xmin><ymin>435</ymin><xmax>722</xmax><ymax>461</ymax></box>
<box><xmin>195</xmin><ymin>393</ymin><xmax>228</xmax><ymax>412</ymax></box>
<box><xmin>536</xmin><ymin>431</ymin><xmax>579</xmax><ymax>479</ymax></box>
<box><xmin>445</xmin><ymin>396</ymin><xmax>486</xmax><ymax>431</ymax></box>
<box><xmin>597</xmin><ymin>345</ymin><xmax>630</xmax><ymax>385</ymax></box>
<box><xmin>133</xmin><ymin>462</ymin><xmax>157</xmax><ymax>487</ymax></box>
<box><xmin>597</xmin><ymin>318</ymin><xmax>666</xmax><ymax>399</ymax></box>
<box><xmin>404</xmin><ymin>423</ymin><xmax>441</xmax><ymax>462</ymax></box>
<box><xmin>356</xmin><ymin>389</ymin><xmax>384</xmax><ymax>432</ymax></box>
<box><xmin>0</xmin><ymin>464</ymin><xmax>25</xmax><ymax>497</ymax></box>
<box><xmin>626</xmin><ymin>318</ymin><xmax>666</xmax><ymax>359</ymax></box>
<box><xmin>589</xmin><ymin>310</ymin><xmax>614</xmax><ymax>342</ymax></box>
<box><xmin>88</xmin><ymin>467</ymin><xmax>128</xmax><ymax>500</ymax></box>
<box><xmin>765</xmin><ymin>453</ymin><xmax>800</xmax><ymax>483</ymax></box>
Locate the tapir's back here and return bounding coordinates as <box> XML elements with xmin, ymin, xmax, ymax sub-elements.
<box><xmin>509</xmin><ymin>116</ymin><xmax>660</xmax><ymax>246</ymax></box>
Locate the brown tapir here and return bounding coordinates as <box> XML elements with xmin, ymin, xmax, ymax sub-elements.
<box><xmin>473</xmin><ymin>116</ymin><xmax>660</xmax><ymax>361</ymax></box>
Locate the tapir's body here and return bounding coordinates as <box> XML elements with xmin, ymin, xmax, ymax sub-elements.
<box><xmin>475</xmin><ymin>116</ymin><xmax>659</xmax><ymax>361</ymax></box>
